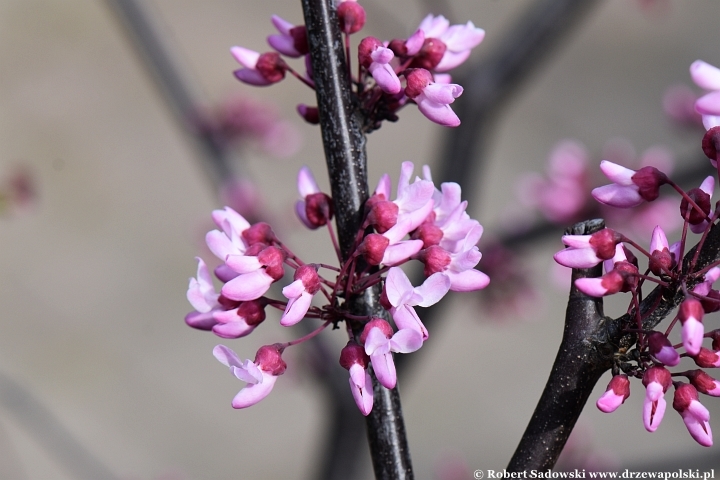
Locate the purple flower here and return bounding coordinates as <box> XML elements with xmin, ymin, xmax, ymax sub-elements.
<box><xmin>295</xmin><ymin>166</ymin><xmax>333</xmax><ymax>229</ymax></box>
<box><xmin>231</xmin><ymin>46</ymin><xmax>287</xmax><ymax>86</ymax></box>
<box><xmin>267</xmin><ymin>16</ymin><xmax>308</xmax><ymax>58</ymax></box>
<box><xmin>647</xmin><ymin>331</ymin><xmax>680</xmax><ymax>367</ymax></box>
<box><xmin>554</xmin><ymin>228</ymin><xmax>621</xmax><ymax>269</ymax></box>
<box><xmin>690</xmin><ymin>60</ymin><xmax>720</xmax><ymax>129</ymax></box>
<box><xmin>648</xmin><ymin>226</ymin><xmax>672</xmax><ymax>276</ymax></box>
<box><xmin>673</xmin><ymin>383</ymin><xmax>713</xmax><ymax>447</ymax></box>
<box><xmin>213</xmin><ymin>344</ymin><xmax>286</xmax><ymax>409</ymax></box>
<box><xmin>592</xmin><ymin>161</ymin><xmax>668</xmax><ymax>208</ymax></box>
<box><xmin>222</xmin><ymin>246</ymin><xmax>286</xmax><ymax>301</ymax></box>
<box><xmin>679</xmin><ymin>298</ymin><xmax>705</xmax><ymax>356</ymax></box>
<box><xmin>185</xmin><ymin>257</ymin><xmax>221</xmax><ymax>330</ymax></box>
<box><xmin>212</xmin><ymin>299</ymin><xmax>267</xmax><ymax>339</ymax></box>
<box><xmin>280</xmin><ymin>264</ymin><xmax>321</xmax><ymax>326</ymax></box>
<box><xmin>361</xmin><ymin>319</ymin><xmax>423</xmax><ymax>389</ymax></box>
<box><xmin>405</xmin><ymin>69</ymin><xmax>463</xmax><ymax>127</ymax></box>
<box><xmin>420</xmin><ymin>226</ymin><xmax>490</xmax><ymax>292</ymax></box>
<box><xmin>596</xmin><ymin>375</ymin><xmax>630</xmax><ymax>413</ymax></box>
<box><xmin>383</xmin><ymin>267</ymin><xmax>450</xmax><ymax>340</ymax></box>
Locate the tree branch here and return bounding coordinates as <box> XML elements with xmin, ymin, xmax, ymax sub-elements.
<box><xmin>301</xmin><ymin>0</ymin><xmax>413</xmax><ymax>478</ymax></box>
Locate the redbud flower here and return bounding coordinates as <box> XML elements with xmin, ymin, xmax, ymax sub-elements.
<box><xmin>405</xmin><ymin>68</ymin><xmax>463</xmax><ymax>127</ymax></box>
<box><xmin>213</xmin><ymin>344</ymin><xmax>286</xmax><ymax>409</ymax></box>
<box><xmin>690</xmin><ymin>60</ymin><xmax>720</xmax><ymax>129</ymax></box>
<box><xmin>185</xmin><ymin>257</ymin><xmax>221</xmax><ymax>330</ymax></box>
<box><xmin>554</xmin><ymin>228</ymin><xmax>622</xmax><ymax>269</ymax></box>
<box><xmin>641</xmin><ymin>366</ymin><xmax>671</xmax><ymax>432</ymax></box>
<box><xmin>222</xmin><ymin>246</ymin><xmax>286</xmax><ymax>301</ymax></box>
<box><xmin>592</xmin><ymin>161</ymin><xmax>668</xmax><ymax>208</ymax></box>
<box><xmin>206</xmin><ymin>206</ymin><xmax>251</xmax><ymax>261</ymax></box>
<box><xmin>339</xmin><ymin>342</ymin><xmax>373</xmax><ymax>416</ymax></box>
<box><xmin>647</xmin><ymin>331</ymin><xmax>680</xmax><ymax>367</ymax></box>
<box><xmin>596</xmin><ymin>374</ymin><xmax>630</xmax><ymax>413</ymax></box>
<box><xmin>574</xmin><ymin>261</ymin><xmax>638</xmax><ymax>297</ymax></box>
<box><xmin>679</xmin><ymin>298</ymin><xmax>705</xmax><ymax>356</ymax></box>
<box><xmin>647</xmin><ymin>226</ymin><xmax>673</xmax><ymax>276</ymax></box>
<box><xmin>673</xmin><ymin>383</ymin><xmax>713</xmax><ymax>447</ymax></box>
<box><xmin>280</xmin><ymin>264</ymin><xmax>321</xmax><ymax>326</ymax></box>
<box><xmin>383</xmin><ymin>267</ymin><xmax>451</xmax><ymax>340</ymax></box>
<box><xmin>361</xmin><ymin>319</ymin><xmax>423</xmax><ymax>389</ymax></box>
<box><xmin>686</xmin><ymin>370</ymin><xmax>720</xmax><ymax>397</ymax></box>
<box><xmin>231</xmin><ymin>47</ymin><xmax>287</xmax><ymax>86</ymax></box>
<box><xmin>212</xmin><ymin>299</ymin><xmax>267</xmax><ymax>339</ymax></box>
<box><xmin>415</xmin><ymin>14</ymin><xmax>485</xmax><ymax>72</ymax></box>
<box><xmin>420</xmin><ymin>227</ymin><xmax>490</xmax><ymax>292</ymax></box>
<box><xmin>358</xmin><ymin>37</ymin><xmax>401</xmax><ymax>94</ymax></box>
<box><xmin>295</xmin><ymin>166</ymin><xmax>333</xmax><ymax>229</ymax></box>
<box><xmin>267</xmin><ymin>16</ymin><xmax>309</xmax><ymax>58</ymax></box>
<box><xmin>391</xmin><ymin>161</ymin><xmax>436</xmax><ymax>234</ymax></box>
<box><xmin>297</xmin><ymin>104</ymin><xmax>319</xmax><ymax>124</ymax></box>
<box><xmin>337</xmin><ymin>1</ymin><xmax>366</xmax><ymax>34</ymax></box>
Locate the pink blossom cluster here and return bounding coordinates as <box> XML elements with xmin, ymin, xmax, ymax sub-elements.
<box><xmin>230</xmin><ymin>2</ymin><xmax>484</xmax><ymax>128</ymax></box>
<box><xmin>552</xmin><ymin>124</ymin><xmax>720</xmax><ymax>447</ymax></box>
<box><xmin>185</xmin><ymin>162</ymin><xmax>488</xmax><ymax>415</ymax></box>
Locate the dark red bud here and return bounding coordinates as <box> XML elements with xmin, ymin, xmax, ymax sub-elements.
<box><xmin>420</xmin><ymin>245</ymin><xmax>451</xmax><ymax>277</ymax></box>
<box><xmin>367</xmin><ymin>200</ymin><xmax>399</xmax><ymax>233</ymax></box>
<box><xmin>588</xmin><ymin>228</ymin><xmax>622</xmax><ymax>260</ymax></box>
<box><xmin>680</xmin><ymin>187</ymin><xmax>711</xmax><ymax>225</ymax></box>
<box><xmin>358</xmin><ymin>36</ymin><xmax>382</xmax><ymax>68</ymax></box>
<box><xmin>642</xmin><ymin>365</ymin><xmax>672</xmax><ymax>391</ymax></box>
<box><xmin>289</xmin><ymin>26</ymin><xmax>309</xmax><ymax>55</ymax></box>
<box><xmin>701</xmin><ymin>289</ymin><xmax>720</xmax><ymax>314</ymax></box>
<box><xmin>607</xmin><ymin>374</ymin><xmax>631</xmax><ymax>400</ymax></box>
<box><xmin>630</xmin><ymin>166</ymin><xmax>667</xmax><ymax>202</ymax></box>
<box><xmin>243</xmin><ymin>222</ymin><xmax>275</xmax><ymax>245</ymax></box>
<box><xmin>297</xmin><ymin>104</ymin><xmax>320</xmax><ymax>124</ymax></box>
<box><xmin>679</xmin><ymin>298</ymin><xmax>704</xmax><ymax>325</ymax></box>
<box><xmin>649</xmin><ymin>248</ymin><xmax>672</xmax><ymax>276</ymax></box>
<box><xmin>408</xmin><ymin>38</ymin><xmax>447</xmax><ymax>70</ymax></box>
<box><xmin>379</xmin><ymin>286</ymin><xmax>392</xmax><ymax>310</ymax></box>
<box><xmin>411</xmin><ymin>223</ymin><xmax>443</xmax><ymax>248</ymax></box>
<box><xmin>337</xmin><ymin>1</ymin><xmax>366</xmax><ymax>34</ymax></box>
<box><xmin>672</xmin><ymin>383</ymin><xmax>698</xmax><ymax>412</ymax></box>
<box><xmin>339</xmin><ymin>342</ymin><xmax>370</xmax><ymax>370</ymax></box>
<box><xmin>255</xmin><ymin>344</ymin><xmax>287</xmax><ymax>375</ymax></box>
<box><xmin>614</xmin><ymin>260</ymin><xmax>639</xmax><ymax>293</ymax></box>
<box><xmin>388</xmin><ymin>39</ymin><xmax>407</xmax><ymax>57</ymax></box>
<box><xmin>255</xmin><ymin>52</ymin><xmax>287</xmax><ymax>83</ymax></box>
<box><xmin>358</xmin><ymin>234</ymin><xmax>390</xmax><ymax>265</ymax></box>
<box><xmin>238</xmin><ymin>299</ymin><xmax>267</xmax><ymax>327</ymax></box>
<box><xmin>257</xmin><ymin>246</ymin><xmax>286</xmax><ymax>281</ymax></box>
<box><xmin>702</xmin><ymin>126</ymin><xmax>720</xmax><ymax>162</ymax></box>
<box><xmin>305</xmin><ymin>192</ymin><xmax>334</xmax><ymax>227</ymax></box>
<box><xmin>245</xmin><ymin>242</ymin><xmax>266</xmax><ymax>257</ymax></box>
<box><xmin>404</xmin><ymin>68</ymin><xmax>432</xmax><ymax>98</ymax></box>
<box><xmin>647</xmin><ymin>331</ymin><xmax>673</xmax><ymax>356</ymax></box>
<box><xmin>294</xmin><ymin>264</ymin><xmax>320</xmax><ymax>294</ymax></box>
<box><xmin>693</xmin><ymin>348</ymin><xmax>720</xmax><ymax>368</ymax></box>
<box><xmin>685</xmin><ymin>370</ymin><xmax>719</xmax><ymax>395</ymax></box>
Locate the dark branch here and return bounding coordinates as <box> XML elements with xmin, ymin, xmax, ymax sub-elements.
<box><xmin>301</xmin><ymin>0</ymin><xmax>413</xmax><ymax>478</ymax></box>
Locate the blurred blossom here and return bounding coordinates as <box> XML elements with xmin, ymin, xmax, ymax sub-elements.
<box><xmin>663</xmin><ymin>84</ymin><xmax>703</xmax><ymax>128</ymax></box>
<box><xmin>219</xmin><ymin>178</ymin><xmax>264</xmax><ymax>224</ymax></box>
<box><xmin>555</xmin><ymin>422</ymin><xmax>619</xmax><ymax>472</ymax></box>
<box><xmin>433</xmin><ymin>452</ymin><xmax>471</xmax><ymax>480</ymax></box>
<box><xmin>0</xmin><ymin>165</ymin><xmax>36</xmax><ymax>215</ymax></box>
<box><xmin>476</xmin><ymin>244</ymin><xmax>537</xmax><ymax>320</ymax></box>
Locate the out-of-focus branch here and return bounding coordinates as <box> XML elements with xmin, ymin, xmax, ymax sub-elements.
<box><xmin>105</xmin><ymin>0</ymin><xmax>232</xmax><ymax>188</ymax></box>
<box><xmin>0</xmin><ymin>371</ymin><xmax>119</xmax><ymax>479</ymax></box>
<box><xmin>301</xmin><ymin>0</ymin><xmax>414</xmax><ymax>478</ymax></box>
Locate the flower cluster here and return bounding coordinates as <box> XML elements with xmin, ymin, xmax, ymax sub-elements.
<box><xmin>186</xmin><ymin>162</ymin><xmax>488</xmax><ymax>415</ymax></box>
<box><xmin>230</xmin><ymin>2</ymin><xmax>484</xmax><ymax>129</ymax></box>
<box><xmin>552</xmin><ymin>121</ymin><xmax>720</xmax><ymax>446</ymax></box>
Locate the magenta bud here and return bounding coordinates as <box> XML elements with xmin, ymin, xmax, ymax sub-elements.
<box><xmin>337</xmin><ymin>1</ymin><xmax>366</xmax><ymax>34</ymax></box>
<box><xmin>596</xmin><ymin>374</ymin><xmax>630</xmax><ymax>413</ymax></box>
<box><xmin>339</xmin><ymin>342</ymin><xmax>370</xmax><ymax>370</ymax></box>
<box><xmin>256</xmin><ymin>246</ymin><xmax>286</xmax><ymax>281</ymax></box>
<box><xmin>680</xmin><ymin>187</ymin><xmax>711</xmax><ymax>224</ymax></box>
<box><xmin>243</xmin><ymin>222</ymin><xmax>275</xmax><ymax>245</ymax></box>
<box><xmin>419</xmin><ymin>245</ymin><xmax>451</xmax><ymax>277</ymax></box>
<box><xmin>642</xmin><ymin>365</ymin><xmax>672</xmax><ymax>391</ymax></box>
<box><xmin>411</xmin><ymin>222</ymin><xmax>443</xmax><ymax>248</ymax></box>
<box><xmin>630</xmin><ymin>166</ymin><xmax>668</xmax><ymax>202</ymax></box>
<box><xmin>693</xmin><ymin>348</ymin><xmax>720</xmax><ymax>368</ymax></box>
<box><xmin>305</xmin><ymin>192</ymin><xmax>334</xmax><ymax>227</ymax></box>
<box><xmin>289</xmin><ymin>26</ymin><xmax>309</xmax><ymax>55</ymax></box>
<box><xmin>408</xmin><ymin>37</ymin><xmax>447</xmax><ymax>70</ymax></box>
<box><xmin>404</xmin><ymin>68</ymin><xmax>433</xmax><ymax>99</ymax></box>
<box><xmin>647</xmin><ymin>331</ymin><xmax>680</xmax><ymax>366</ymax></box>
<box><xmin>297</xmin><ymin>104</ymin><xmax>320</xmax><ymax>124</ymax></box>
<box><xmin>686</xmin><ymin>370</ymin><xmax>720</xmax><ymax>396</ymax></box>
<box><xmin>702</xmin><ymin>126</ymin><xmax>720</xmax><ymax>162</ymax></box>
<box><xmin>255</xmin><ymin>52</ymin><xmax>287</xmax><ymax>83</ymax></box>
<box><xmin>358</xmin><ymin>36</ymin><xmax>382</xmax><ymax>68</ymax></box>
<box><xmin>357</xmin><ymin>234</ymin><xmax>390</xmax><ymax>266</ymax></box>
<box><xmin>255</xmin><ymin>344</ymin><xmax>287</xmax><ymax>375</ymax></box>
<box><xmin>238</xmin><ymin>299</ymin><xmax>268</xmax><ymax>327</ymax></box>
<box><xmin>294</xmin><ymin>264</ymin><xmax>321</xmax><ymax>294</ymax></box>
<box><xmin>359</xmin><ymin>318</ymin><xmax>393</xmax><ymax>345</ymax></box>
<box><xmin>367</xmin><ymin>200</ymin><xmax>399</xmax><ymax>233</ymax></box>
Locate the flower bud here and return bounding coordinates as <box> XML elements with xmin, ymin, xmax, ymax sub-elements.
<box><xmin>337</xmin><ymin>1</ymin><xmax>366</xmax><ymax>34</ymax></box>
<box><xmin>408</xmin><ymin>38</ymin><xmax>447</xmax><ymax>70</ymax></box>
<box><xmin>596</xmin><ymin>374</ymin><xmax>630</xmax><ymax>413</ymax></box>
<box><xmin>255</xmin><ymin>52</ymin><xmax>288</xmax><ymax>83</ymax></box>
<box><xmin>297</xmin><ymin>104</ymin><xmax>319</xmax><ymax>124</ymax></box>
<box><xmin>255</xmin><ymin>344</ymin><xmax>287</xmax><ymax>375</ymax></box>
<box><xmin>647</xmin><ymin>331</ymin><xmax>680</xmax><ymax>366</ymax></box>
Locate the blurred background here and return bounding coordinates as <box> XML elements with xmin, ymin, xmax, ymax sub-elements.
<box><xmin>1</xmin><ymin>0</ymin><xmax>719</xmax><ymax>478</ymax></box>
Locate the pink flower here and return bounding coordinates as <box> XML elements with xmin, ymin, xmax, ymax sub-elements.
<box><xmin>337</xmin><ymin>1</ymin><xmax>366</xmax><ymax>34</ymax></box>
<box><xmin>681</xmin><ymin>176</ymin><xmax>714</xmax><ymax>234</ymax></box>
<box><xmin>185</xmin><ymin>258</ymin><xmax>221</xmax><ymax>330</ymax></box>
<box><xmin>267</xmin><ymin>16</ymin><xmax>308</xmax><ymax>58</ymax></box>
<box><xmin>213</xmin><ymin>344</ymin><xmax>286</xmax><ymax>409</ymax></box>
<box><xmin>420</xmin><ymin>226</ymin><xmax>490</xmax><ymax>292</ymax></box>
<box><xmin>647</xmin><ymin>331</ymin><xmax>680</xmax><ymax>367</ymax></box>
<box><xmin>679</xmin><ymin>298</ymin><xmax>705</xmax><ymax>356</ymax></box>
<box><xmin>596</xmin><ymin>375</ymin><xmax>630</xmax><ymax>413</ymax></box>
<box><xmin>231</xmin><ymin>46</ymin><xmax>287</xmax><ymax>86</ymax></box>
<box><xmin>648</xmin><ymin>226</ymin><xmax>672</xmax><ymax>276</ymax></box>
<box><xmin>641</xmin><ymin>366</ymin><xmax>671</xmax><ymax>432</ymax></box>
<box><xmin>554</xmin><ymin>228</ymin><xmax>621</xmax><ymax>269</ymax></box>
<box><xmin>692</xmin><ymin>348</ymin><xmax>720</xmax><ymax>368</ymax></box>
<box><xmin>339</xmin><ymin>342</ymin><xmax>373</xmax><ymax>415</ymax></box>
<box><xmin>405</xmin><ymin>69</ymin><xmax>463</xmax><ymax>127</ymax></box>
<box><xmin>222</xmin><ymin>246</ymin><xmax>286</xmax><ymax>301</ymax></box>
<box><xmin>280</xmin><ymin>264</ymin><xmax>321</xmax><ymax>326</ymax></box>
<box><xmin>205</xmin><ymin>206</ymin><xmax>251</xmax><ymax>263</ymax></box>
<box><xmin>690</xmin><ymin>60</ymin><xmax>720</xmax><ymax>129</ymax></box>
<box><xmin>673</xmin><ymin>383</ymin><xmax>713</xmax><ymax>447</ymax></box>
<box><xmin>416</xmin><ymin>14</ymin><xmax>485</xmax><ymax>72</ymax></box>
<box><xmin>592</xmin><ymin>161</ymin><xmax>668</xmax><ymax>208</ymax></box>
<box><xmin>295</xmin><ymin>166</ymin><xmax>333</xmax><ymax>229</ymax></box>
<box><xmin>383</xmin><ymin>267</ymin><xmax>450</xmax><ymax>340</ymax></box>
<box><xmin>360</xmin><ymin>319</ymin><xmax>423</xmax><ymax>389</ymax></box>
<box><xmin>212</xmin><ymin>299</ymin><xmax>267</xmax><ymax>339</ymax></box>
<box><xmin>389</xmin><ymin>161</ymin><xmax>436</xmax><ymax>235</ymax></box>
<box><xmin>358</xmin><ymin>37</ymin><xmax>401</xmax><ymax>94</ymax></box>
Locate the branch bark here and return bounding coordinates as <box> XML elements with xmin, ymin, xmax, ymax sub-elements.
<box><xmin>301</xmin><ymin>0</ymin><xmax>413</xmax><ymax>478</ymax></box>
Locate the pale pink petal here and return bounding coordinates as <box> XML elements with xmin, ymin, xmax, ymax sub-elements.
<box><xmin>364</xmin><ymin>328</ymin><xmax>390</xmax><ymax>357</ymax></box>
<box><xmin>215</xmin><ymin>264</ymin><xmax>240</xmax><ymax>282</ymax></box>
<box><xmin>225</xmin><ymin>254</ymin><xmax>263</xmax><ymax>274</ymax></box>
<box><xmin>267</xmin><ymin>34</ymin><xmax>300</xmax><ymax>57</ymax></box>
<box><xmin>653</xmin><ymin>345</ymin><xmax>680</xmax><ymax>367</ymax></box>
<box><xmin>282</xmin><ymin>279</ymin><xmax>305</xmax><ymax>299</ymax></box>
<box><xmin>682</xmin><ymin>317</ymin><xmax>704</xmax><ymax>356</ymax></box>
<box><xmin>295</xmin><ymin>200</ymin><xmax>314</xmax><ymax>229</ymax></box>
<box><xmin>349</xmin><ymin>363</ymin><xmax>366</xmax><ymax>387</ymax></box>
<box><xmin>700</xmin><ymin>175</ymin><xmax>715</xmax><ymax>196</ymax></box>
<box><xmin>234</xmin><ymin>68</ymin><xmax>272</xmax><ymax>86</ymax></box>
<box><xmin>370</xmin><ymin>46</ymin><xmax>394</xmax><ymax>64</ymax></box>
<box><xmin>418</xmin><ymin>14</ymin><xmax>449</xmax><ymax>38</ymax></box>
<box><xmin>231</xmin><ymin>46</ymin><xmax>260</xmax><ymax>68</ymax></box>
<box><xmin>185</xmin><ymin>311</ymin><xmax>217</xmax><ymax>330</ymax></box>
<box><xmin>231</xmin><ymin>373</ymin><xmax>278</xmax><ymax>409</ymax></box>
<box><xmin>440</xmin><ymin>22</ymin><xmax>485</xmax><ymax>51</ymax></box>
<box><xmin>270</xmin><ymin>15</ymin><xmax>294</xmax><ymax>35</ymax></box>
<box><xmin>375</xmin><ymin>174</ymin><xmax>392</xmax><ymax>198</ymax></box>
<box><xmin>405</xmin><ymin>29</ymin><xmax>425</xmax><ymax>56</ymax></box>
<box><xmin>643</xmin><ymin>383</ymin><xmax>666</xmax><ymax>432</ymax></box>
<box><xmin>599</xmin><ymin>160</ymin><xmax>636</xmax><ymax>185</ymax></box>
<box><xmin>415</xmin><ymin>272</ymin><xmax>451</xmax><ymax>306</ymax></box>
<box><xmin>212</xmin><ymin>207</ymin><xmax>251</xmax><ymax>236</ymax></box>
<box><xmin>702</xmin><ymin>115</ymin><xmax>720</xmax><ymax>130</ymax></box>
<box><xmin>231</xmin><ymin>360</ymin><xmax>263</xmax><ymax>384</ymax></box>
<box><xmin>422</xmin><ymin>83</ymin><xmax>463</xmax><ymax>104</ymax></box>
<box><xmin>384</xmin><ymin>267</ymin><xmax>414</xmax><ymax>307</ymax></box>
<box><xmin>591</xmin><ymin>184</ymin><xmax>644</xmax><ymax>208</ymax></box>
<box><xmin>554</xmin><ymin>248</ymin><xmax>602</xmax><ymax>269</ymax></box>
<box><xmin>445</xmin><ymin>269</ymin><xmax>490</xmax><ymax>292</ymax></box>
<box><xmin>381</xmin><ymin>240</ymin><xmax>424</xmax><ymax>266</ymax></box>
<box><xmin>206</xmin><ymin>230</ymin><xmax>235</xmax><ymax>261</ymax></box>
<box><xmin>297</xmin><ymin>166</ymin><xmax>320</xmax><ymax>197</ymax></box>
<box><xmin>369</xmin><ymin>63</ymin><xmax>401</xmax><ymax>94</ymax></box>
<box><xmin>691</xmin><ymin>60</ymin><xmax>720</xmax><ymax>90</ymax></box>
<box><xmin>574</xmin><ymin>278</ymin><xmax>609</xmax><ymax>297</ymax></box>
<box><xmin>416</xmin><ymin>93</ymin><xmax>461</xmax><ymax>127</ymax></box>
<box><xmin>682</xmin><ymin>402</ymin><xmax>713</xmax><ymax>446</ymax></box>
<box><xmin>213</xmin><ymin>344</ymin><xmax>243</xmax><ymax>369</ymax></box>
<box><xmin>391</xmin><ymin>305</ymin><xmax>428</xmax><ymax>340</ymax></box>
<box><xmin>349</xmin><ymin>371</ymin><xmax>374</xmax><ymax>416</ymax></box>
<box><xmin>389</xmin><ymin>329</ymin><xmax>423</xmax><ymax>353</ymax></box>
<box><xmin>650</xmin><ymin>226</ymin><xmax>669</xmax><ymax>253</ymax></box>
<box><xmin>370</xmin><ymin>352</ymin><xmax>396</xmax><ymax>389</ymax></box>
<box><xmin>221</xmin><ymin>270</ymin><xmax>274</xmax><ymax>301</ymax></box>
<box><xmin>434</xmin><ymin>50</ymin><xmax>472</xmax><ymax>72</ymax></box>
<box><xmin>695</xmin><ymin>91</ymin><xmax>720</xmax><ymax>116</ymax></box>
<box><xmin>596</xmin><ymin>390</ymin><xmax>625</xmax><ymax>413</ymax></box>
<box><xmin>560</xmin><ymin>235</ymin><xmax>592</xmax><ymax>249</ymax></box>
<box><xmin>212</xmin><ymin>309</ymin><xmax>256</xmax><ymax>339</ymax></box>
<box><xmin>280</xmin><ymin>291</ymin><xmax>313</xmax><ymax>326</ymax></box>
